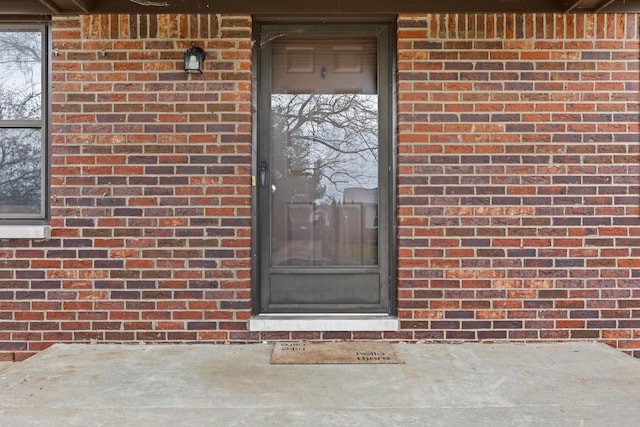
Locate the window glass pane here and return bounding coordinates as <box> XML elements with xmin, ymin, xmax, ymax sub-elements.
<box><xmin>0</xmin><ymin>128</ymin><xmax>42</xmax><ymax>215</ymax></box>
<box><xmin>0</xmin><ymin>31</ymin><xmax>42</xmax><ymax>120</ymax></box>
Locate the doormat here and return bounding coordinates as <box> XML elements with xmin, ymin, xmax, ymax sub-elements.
<box><xmin>270</xmin><ymin>341</ymin><xmax>403</xmax><ymax>364</ymax></box>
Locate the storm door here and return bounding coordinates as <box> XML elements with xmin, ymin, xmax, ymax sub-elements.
<box><xmin>257</xmin><ymin>23</ymin><xmax>393</xmax><ymax>313</ymax></box>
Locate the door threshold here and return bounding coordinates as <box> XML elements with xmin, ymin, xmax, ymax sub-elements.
<box><xmin>249</xmin><ymin>314</ymin><xmax>399</xmax><ymax>332</ymax></box>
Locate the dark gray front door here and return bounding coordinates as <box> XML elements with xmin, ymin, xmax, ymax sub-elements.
<box><xmin>257</xmin><ymin>23</ymin><xmax>394</xmax><ymax>314</ymax></box>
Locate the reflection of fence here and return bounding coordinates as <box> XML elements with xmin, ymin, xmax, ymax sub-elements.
<box><xmin>284</xmin><ymin>201</ymin><xmax>378</xmax><ymax>266</ymax></box>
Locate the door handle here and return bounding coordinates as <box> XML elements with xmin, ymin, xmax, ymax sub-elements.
<box><xmin>260</xmin><ymin>161</ymin><xmax>268</xmax><ymax>187</ymax></box>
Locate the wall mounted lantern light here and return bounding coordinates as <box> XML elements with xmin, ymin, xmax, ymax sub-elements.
<box><xmin>184</xmin><ymin>44</ymin><xmax>205</xmax><ymax>74</ymax></box>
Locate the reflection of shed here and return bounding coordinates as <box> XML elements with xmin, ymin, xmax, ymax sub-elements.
<box><xmin>344</xmin><ymin>187</ymin><xmax>378</xmax><ymax>230</ymax></box>
<box><xmin>337</xmin><ymin>188</ymin><xmax>378</xmax><ymax>264</ymax></box>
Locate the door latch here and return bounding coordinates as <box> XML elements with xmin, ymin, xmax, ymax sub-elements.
<box><xmin>260</xmin><ymin>161</ymin><xmax>268</xmax><ymax>187</ymax></box>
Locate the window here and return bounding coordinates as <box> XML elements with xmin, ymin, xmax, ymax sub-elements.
<box><xmin>0</xmin><ymin>24</ymin><xmax>48</xmax><ymax>222</ymax></box>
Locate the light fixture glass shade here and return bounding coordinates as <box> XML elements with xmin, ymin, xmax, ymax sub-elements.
<box><xmin>184</xmin><ymin>45</ymin><xmax>205</xmax><ymax>74</ymax></box>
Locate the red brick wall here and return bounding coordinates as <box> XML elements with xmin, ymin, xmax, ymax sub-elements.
<box><xmin>397</xmin><ymin>14</ymin><xmax>640</xmax><ymax>357</ymax></box>
<box><xmin>1</xmin><ymin>14</ymin><xmax>254</xmax><ymax>361</ymax></box>
<box><xmin>0</xmin><ymin>13</ymin><xmax>639</xmax><ymax>360</ymax></box>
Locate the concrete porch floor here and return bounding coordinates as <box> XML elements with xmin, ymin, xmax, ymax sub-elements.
<box><xmin>0</xmin><ymin>342</ymin><xmax>638</xmax><ymax>426</ymax></box>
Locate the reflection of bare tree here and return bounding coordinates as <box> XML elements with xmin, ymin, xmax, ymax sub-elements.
<box><xmin>0</xmin><ymin>130</ymin><xmax>41</xmax><ymax>213</ymax></box>
<box><xmin>270</xmin><ymin>93</ymin><xmax>379</xmax><ymax>266</ymax></box>
<box><xmin>272</xmin><ymin>94</ymin><xmax>378</xmax><ymax>199</ymax></box>
<box><xmin>0</xmin><ymin>31</ymin><xmax>42</xmax><ymax>119</ymax></box>
<box><xmin>0</xmin><ymin>30</ymin><xmax>43</xmax><ymax>215</ymax></box>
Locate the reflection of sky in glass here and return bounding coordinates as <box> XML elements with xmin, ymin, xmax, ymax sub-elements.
<box><xmin>272</xmin><ymin>94</ymin><xmax>378</xmax><ymax>204</ymax></box>
<box><xmin>0</xmin><ymin>31</ymin><xmax>42</xmax><ymax>120</ymax></box>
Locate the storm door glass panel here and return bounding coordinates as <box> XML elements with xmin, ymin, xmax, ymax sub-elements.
<box><xmin>270</xmin><ymin>37</ymin><xmax>379</xmax><ymax>267</ymax></box>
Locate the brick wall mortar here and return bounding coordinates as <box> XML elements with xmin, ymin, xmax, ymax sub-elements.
<box><xmin>1</xmin><ymin>12</ymin><xmax>639</xmax><ymax>360</ymax></box>
<box><xmin>399</xmin><ymin>13</ymin><xmax>638</xmax><ymax>41</ymax></box>
<box><xmin>1</xmin><ymin>14</ymin><xmax>253</xmax><ymax>360</ymax></box>
<box><xmin>397</xmin><ymin>13</ymin><xmax>640</xmax><ymax>357</ymax></box>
